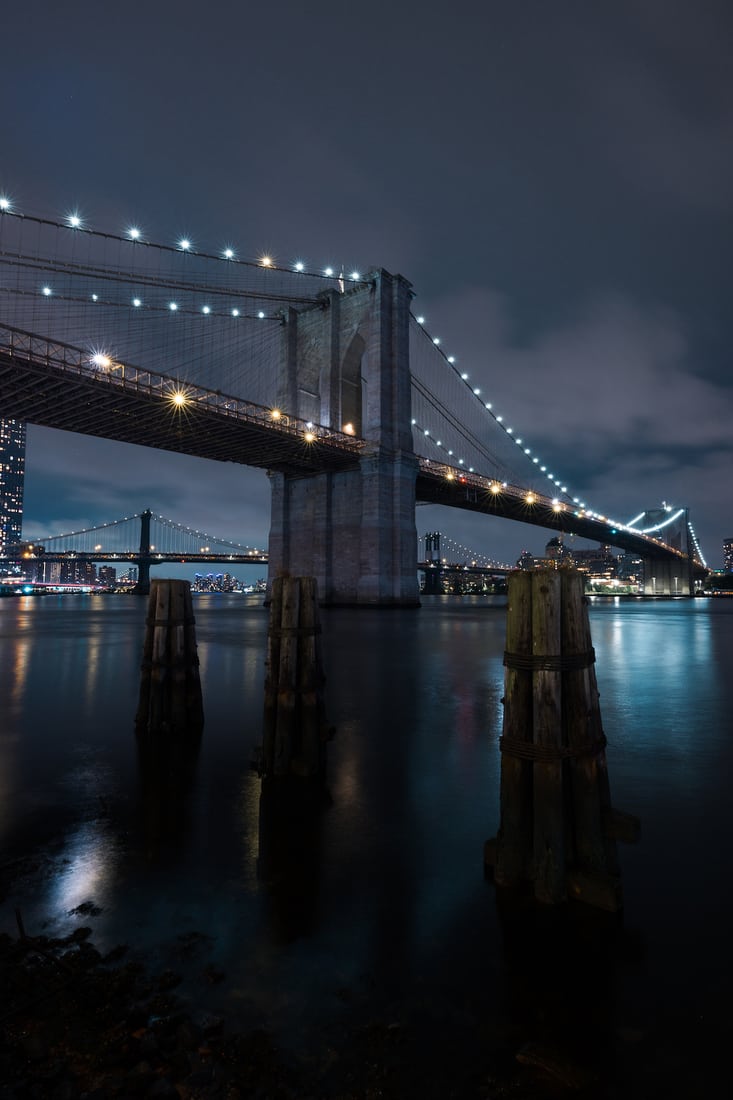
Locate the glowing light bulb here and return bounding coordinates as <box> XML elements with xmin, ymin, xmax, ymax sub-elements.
<box><xmin>304</xmin><ymin>431</ymin><xmax>316</xmax><ymax>443</ymax></box>
<box><xmin>270</xmin><ymin>409</ymin><xmax>281</xmax><ymax>420</ymax></box>
<box><xmin>324</xmin><ymin>266</ymin><xmax>334</xmax><ymax>277</ymax></box>
<box><xmin>132</xmin><ymin>298</ymin><xmax>142</xmax><ymax>307</ymax></box>
<box><xmin>42</xmin><ymin>286</ymin><xmax>51</xmax><ymax>296</ymax></box>
<box><xmin>171</xmin><ymin>391</ymin><xmax>187</xmax><ymax>406</ymax></box>
<box><xmin>223</xmin><ymin>248</ymin><xmax>234</xmax><ymax>259</ymax></box>
<box><xmin>202</xmin><ymin>305</ymin><xmax>211</xmax><ymax>314</ymax></box>
<box><xmin>128</xmin><ymin>227</ymin><xmax>141</xmax><ymax>240</ymax></box>
<box><xmin>179</xmin><ymin>238</ymin><xmax>191</xmax><ymax>251</ymax></box>
<box><xmin>91</xmin><ymin>294</ymin><xmax>98</xmax><ymax>302</ymax></box>
<box><xmin>416</xmin><ymin>316</ymin><xmax>425</xmax><ymax>324</ymax></box>
<box><xmin>0</xmin><ymin>197</ymin><xmax>10</xmax><ymax>211</ymax></box>
<box><xmin>350</xmin><ymin>271</ymin><xmax>360</xmax><ymax>280</ymax></box>
<box><xmin>231</xmin><ymin>308</ymin><xmax>240</xmax><ymax>317</ymax></box>
<box><xmin>260</xmin><ymin>255</ymin><xmax>273</xmax><ymax>267</ymax></box>
<box><xmin>294</xmin><ymin>261</ymin><xmax>304</xmax><ymax>271</ymax></box>
<box><xmin>68</xmin><ymin>213</ymin><xmax>82</xmax><ymax>228</ymax></box>
<box><xmin>92</xmin><ymin>353</ymin><xmax>111</xmax><ymax>368</ymax></box>
<box><xmin>433</xmin><ymin>337</ymin><xmax>440</xmax><ymax>345</ymax></box>
<box><xmin>258</xmin><ymin>311</ymin><xmax>265</xmax><ymax>319</ymax></box>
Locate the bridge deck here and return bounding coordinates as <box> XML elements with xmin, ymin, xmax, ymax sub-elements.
<box><xmin>0</xmin><ymin>330</ymin><xmax>364</xmax><ymax>477</ymax></box>
<box><xmin>416</xmin><ymin>467</ymin><xmax>694</xmax><ymax>564</ymax></box>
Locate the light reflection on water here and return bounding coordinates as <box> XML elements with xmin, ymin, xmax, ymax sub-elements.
<box><xmin>50</xmin><ymin>817</ymin><xmax>120</xmax><ymax>917</ymax></box>
<box><xmin>1</xmin><ymin>592</ymin><xmax>732</xmax><ymax>1067</ymax></box>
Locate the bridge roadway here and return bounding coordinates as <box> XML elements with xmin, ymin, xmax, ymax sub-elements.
<box><xmin>4</xmin><ymin>551</ymin><xmax>508</xmax><ymax>575</ymax></box>
<box><xmin>6</xmin><ymin>551</ymin><xmax>269</xmax><ymax>567</ymax></box>
<box><xmin>0</xmin><ymin>326</ymin><xmax>365</xmax><ymax>477</ymax></box>
<box><xmin>0</xmin><ymin>324</ymin><xmax>694</xmax><ymax>568</ymax></box>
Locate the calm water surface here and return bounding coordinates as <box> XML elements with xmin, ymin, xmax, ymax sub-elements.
<box><xmin>1</xmin><ymin>593</ymin><xmax>731</xmax><ymax>1090</ymax></box>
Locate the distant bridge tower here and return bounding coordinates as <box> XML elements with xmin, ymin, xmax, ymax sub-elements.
<box><xmin>425</xmin><ymin>531</ymin><xmax>441</xmax><ymax>563</ymax></box>
<box><xmin>634</xmin><ymin>505</ymin><xmax>693</xmax><ymax>596</ymax></box>
<box><xmin>422</xmin><ymin>531</ymin><xmax>442</xmax><ymax>595</ymax></box>
<box><xmin>268</xmin><ymin>270</ymin><xmax>419</xmax><ymax>606</ymax></box>
<box><xmin>133</xmin><ymin>508</ymin><xmax>153</xmax><ymax>595</ymax></box>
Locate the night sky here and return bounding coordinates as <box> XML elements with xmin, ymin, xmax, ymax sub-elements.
<box><xmin>2</xmin><ymin>0</ymin><xmax>731</xmax><ymax>572</ymax></box>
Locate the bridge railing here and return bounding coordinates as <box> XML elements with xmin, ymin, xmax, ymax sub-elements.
<box><xmin>0</xmin><ymin>323</ymin><xmax>367</xmax><ymax>458</ymax></box>
<box><xmin>417</xmin><ymin>457</ymin><xmax>694</xmax><ymax>562</ymax></box>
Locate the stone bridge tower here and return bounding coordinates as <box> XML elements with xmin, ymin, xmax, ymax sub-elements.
<box><xmin>267</xmin><ymin>269</ymin><xmax>419</xmax><ymax>606</ymax></box>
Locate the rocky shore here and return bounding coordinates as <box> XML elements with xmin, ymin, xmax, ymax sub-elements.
<box><xmin>2</xmin><ymin>917</ymin><xmax>726</xmax><ymax>1099</ymax></box>
<box><xmin>0</xmin><ymin>921</ymin><xmax>535</xmax><ymax>1100</ymax></box>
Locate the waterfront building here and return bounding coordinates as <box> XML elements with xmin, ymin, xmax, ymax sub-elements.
<box><xmin>60</xmin><ymin>559</ymin><xmax>97</xmax><ymax>585</ymax></box>
<box><xmin>616</xmin><ymin>552</ymin><xmax>643</xmax><ymax>587</ymax></box>
<box><xmin>567</xmin><ymin>544</ymin><xmax>616</xmax><ymax>577</ymax></box>
<box><xmin>544</xmin><ymin>536</ymin><xmax>571</xmax><ymax>562</ymax></box>
<box><xmin>0</xmin><ymin>418</ymin><xmax>26</xmax><ymax>552</ymax></box>
<box><xmin>724</xmin><ymin>538</ymin><xmax>733</xmax><ymax>573</ymax></box>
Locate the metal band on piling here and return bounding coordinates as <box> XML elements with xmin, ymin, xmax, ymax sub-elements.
<box><xmin>498</xmin><ymin>733</ymin><xmax>607</xmax><ymax>762</ymax></box>
<box><xmin>267</xmin><ymin>625</ymin><xmax>322</xmax><ymax>637</ymax></box>
<box><xmin>503</xmin><ymin>648</ymin><xmax>595</xmax><ymax>671</ymax></box>
<box><xmin>145</xmin><ymin>617</ymin><xmax>197</xmax><ymax>627</ymax></box>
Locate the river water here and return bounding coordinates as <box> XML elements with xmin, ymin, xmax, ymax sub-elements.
<box><xmin>1</xmin><ymin>593</ymin><xmax>731</xmax><ymax>1094</ymax></box>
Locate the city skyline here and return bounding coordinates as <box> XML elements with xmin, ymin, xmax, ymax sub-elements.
<box><xmin>1</xmin><ymin>2</ymin><xmax>731</xmax><ymax>569</ymax></box>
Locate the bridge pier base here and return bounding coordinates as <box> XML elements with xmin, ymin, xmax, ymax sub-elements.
<box><xmin>642</xmin><ymin>558</ymin><xmax>691</xmax><ymax>596</ymax></box>
<box><xmin>422</xmin><ymin>567</ymin><xmax>442</xmax><ymax>595</ymax></box>
<box><xmin>267</xmin><ymin>450</ymin><xmax>419</xmax><ymax>607</ymax></box>
<box><xmin>133</xmin><ymin>558</ymin><xmax>151</xmax><ymax>596</ymax></box>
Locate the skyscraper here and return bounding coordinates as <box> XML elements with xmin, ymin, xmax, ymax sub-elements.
<box><xmin>724</xmin><ymin>538</ymin><xmax>733</xmax><ymax>573</ymax></box>
<box><xmin>0</xmin><ymin>418</ymin><xmax>26</xmax><ymax>551</ymax></box>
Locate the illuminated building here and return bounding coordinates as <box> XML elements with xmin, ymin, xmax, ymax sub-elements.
<box><xmin>0</xmin><ymin>419</ymin><xmax>26</xmax><ymax>552</ymax></box>
<box><xmin>724</xmin><ymin>538</ymin><xmax>733</xmax><ymax>573</ymax></box>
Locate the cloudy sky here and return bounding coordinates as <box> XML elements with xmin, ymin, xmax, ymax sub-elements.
<box><xmin>2</xmin><ymin>0</ymin><xmax>731</xmax><ymax>572</ymax></box>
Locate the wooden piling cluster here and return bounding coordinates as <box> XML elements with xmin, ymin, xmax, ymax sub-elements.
<box><xmin>486</xmin><ymin>569</ymin><xmax>639</xmax><ymax>911</ymax></box>
<box><xmin>135</xmin><ymin>579</ymin><xmax>204</xmax><ymax>736</ymax></box>
<box><xmin>262</xmin><ymin>576</ymin><xmax>329</xmax><ymax>779</ymax></box>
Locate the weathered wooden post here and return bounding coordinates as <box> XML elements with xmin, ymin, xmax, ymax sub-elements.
<box><xmin>493</xmin><ymin>569</ymin><xmax>533</xmax><ymax>886</ymax></box>
<box><xmin>486</xmin><ymin>567</ymin><xmax>638</xmax><ymax>911</ymax></box>
<box><xmin>135</xmin><ymin>578</ymin><xmax>204</xmax><ymax>736</ymax></box>
<box><xmin>261</xmin><ymin>576</ymin><xmax>329</xmax><ymax>779</ymax></box>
